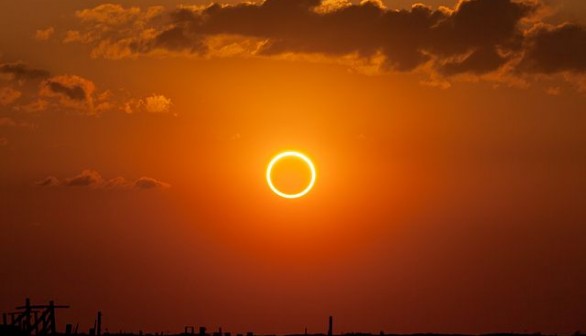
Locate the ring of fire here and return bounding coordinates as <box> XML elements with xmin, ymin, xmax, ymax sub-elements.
<box><xmin>266</xmin><ymin>151</ymin><xmax>316</xmax><ymax>199</ymax></box>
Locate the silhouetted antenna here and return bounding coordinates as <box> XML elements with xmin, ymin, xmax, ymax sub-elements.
<box><xmin>328</xmin><ymin>316</ymin><xmax>333</xmax><ymax>336</ymax></box>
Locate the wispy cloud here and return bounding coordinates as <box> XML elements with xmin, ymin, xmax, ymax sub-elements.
<box><xmin>0</xmin><ymin>62</ymin><xmax>50</xmax><ymax>82</ymax></box>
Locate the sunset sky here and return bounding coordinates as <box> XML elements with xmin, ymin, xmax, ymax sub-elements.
<box><xmin>1</xmin><ymin>0</ymin><xmax>586</xmax><ymax>334</ymax></box>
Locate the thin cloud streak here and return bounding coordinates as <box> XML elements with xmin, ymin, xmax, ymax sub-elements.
<box><xmin>36</xmin><ymin>169</ymin><xmax>170</xmax><ymax>190</ymax></box>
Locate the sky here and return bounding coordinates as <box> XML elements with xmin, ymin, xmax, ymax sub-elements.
<box><xmin>1</xmin><ymin>0</ymin><xmax>586</xmax><ymax>334</ymax></box>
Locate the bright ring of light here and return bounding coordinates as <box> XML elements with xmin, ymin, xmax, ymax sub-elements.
<box><xmin>266</xmin><ymin>151</ymin><xmax>316</xmax><ymax>199</ymax></box>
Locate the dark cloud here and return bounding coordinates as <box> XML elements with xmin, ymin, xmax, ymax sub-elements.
<box><xmin>519</xmin><ymin>23</ymin><xmax>586</xmax><ymax>74</ymax></box>
<box><xmin>79</xmin><ymin>0</ymin><xmax>537</xmax><ymax>74</ymax></box>
<box><xmin>68</xmin><ymin>0</ymin><xmax>586</xmax><ymax>86</ymax></box>
<box><xmin>45</xmin><ymin>81</ymin><xmax>87</xmax><ymax>101</ymax></box>
<box><xmin>40</xmin><ymin>75</ymin><xmax>95</xmax><ymax>105</ymax></box>
<box><xmin>440</xmin><ymin>47</ymin><xmax>509</xmax><ymax>76</ymax></box>
<box><xmin>36</xmin><ymin>170</ymin><xmax>170</xmax><ymax>190</ymax></box>
<box><xmin>0</xmin><ymin>62</ymin><xmax>50</xmax><ymax>81</ymax></box>
<box><xmin>39</xmin><ymin>75</ymin><xmax>98</xmax><ymax>114</ymax></box>
<box><xmin>430</xmin><ymin>0</ymin><xmax>534</xmax><ymax>55</ymax></box>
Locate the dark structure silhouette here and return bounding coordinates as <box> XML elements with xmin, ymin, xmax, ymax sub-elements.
<box><xmin>1</xmin><ymin>299</ymin><xmax>579</xmax><ymax>336</ymax></box>
<box><xmin>89</xmin><ymin>311</ymin><xmax>102</xmax><ymax>336</ymax></box>
<box><xmin>0</xmin><ymin>298</ymin><xmax>69</xmax><ymax>336</ymax></box>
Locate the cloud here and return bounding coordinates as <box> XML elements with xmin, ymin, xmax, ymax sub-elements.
<box><xmin>134</xmin><ymin>177</ymin><xmax>171</xmax><ymax>189</ymax></box>
<box><xmin>0</xmin><ymin>62</ymin><xmax>50</xmax><ymax>82</ymax></box>
<box><xmin>45</xmin><ymin>79</ymin><xmax>88</xmax><ymax>101</ymax></box>
<box><xmin>519</xmin><ymin>23</ymin><xmax>586</xmax><ymax>74</ymax></box>
<box><xmin>66</xmin><ymin>4</ymin><xmax>166</xmax><ymax>59</ymax></box>
<box><xmin>39</xmin><ymin>75</ymin><xmax>97</xmax><ymax>114</ymax></box>
<box><xmin>66</xmin><ymin>0</ymin><xmax>537</xmax><ymax>70</ymax></box>
<box><xmin>1</xmin><ymin>60</ymin><xmax>174</xmax><ymax>115</ymax></box>
<box><xmin>64</xmin><ymin>0</ymin><xmax>586</xmax><ymax>90</ymax></box>
<box><xmin>124</xmin><ymin>94</ymin><xmax>173</xmax><ymax>114</ymax></box>
<box><xmin>102</xmin><ymin>176</ymin><xmax>132</xmax><ymax>189</ymax></box>
<box><xmin>35</xmin><ymin>176</ymin><xmax>60</xmax><ymax>187</ymax></box>
<box><xmin>0</xmin><ymin>87</ymin><xmax>22</xmax><ymax>105</ymax></box>
<box><xmin>36</xmin><ymin>169</ymin><xmax>170</xmax><ymax>190</ymax></box>
<box><xmin>76</xmin><ymin>3</ymin><xmax>162</xmax><ymax>26</ymax></box>
<box><xmin>62</xmin><ymin>169</ymin><xmax>103</xmax><ymax>187</ymax></box>
<box><xmin>41</xmin><ymin>75</ymin><xmax>94</xmax><ymax>101</ymax></box>
<box><xmin>35</xmin><ymin>27</ymin><xmax>55</xmax><ymax>41</ymax></box>
<box><xmin>144</xmin><ymin>94</ymin><xmax>172</xmax><ymax>113</ymax></box>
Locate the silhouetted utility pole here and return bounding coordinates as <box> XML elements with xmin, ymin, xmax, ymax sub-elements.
<box><xmin>328</xmin><ymin>316</ymin><xmax>333</xmax><ymax>336</ymax></box>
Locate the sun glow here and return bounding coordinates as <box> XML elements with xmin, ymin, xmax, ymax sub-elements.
<box><xmin>266</xmin><ymin>151</ymin><xmax>316</xmax><ymax>199</ymax></box>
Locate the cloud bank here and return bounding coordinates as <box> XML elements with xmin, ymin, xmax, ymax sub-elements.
<box><xmin>63</xmin><ymin>0</ymin><xmax>586</xmax><ymax>88</ymax></box>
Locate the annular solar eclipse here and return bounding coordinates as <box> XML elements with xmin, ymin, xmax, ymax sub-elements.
<box><xmin>266</xmin><ymin>151</ymin><xmax>316</xmax><ymax>199</ymax></box>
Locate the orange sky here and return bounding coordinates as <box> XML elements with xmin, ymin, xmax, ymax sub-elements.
<box><xmin>1</xmin><ymin>0</ymin><xmax>586</xmax><ymax>334</ymax></box>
